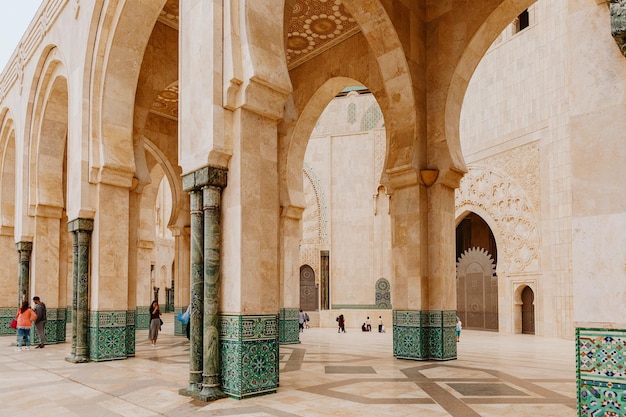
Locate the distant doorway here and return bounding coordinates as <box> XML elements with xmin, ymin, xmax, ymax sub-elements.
<box><xmin>300</xmin><ymin>265</ymin><xmax>317</xmax><ymax>311</ymax></box>
<box><xmin>521</xmin><ymin>286</ymin><xmax>535</xmax><ymax>334</ymax></box>
<box><xmin>456</xmin><ymin>213</ymin><xmax>498</xmax><ymax>331</ymax></box>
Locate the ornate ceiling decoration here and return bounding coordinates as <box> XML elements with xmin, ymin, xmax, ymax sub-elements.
<box><xmin>151</xmin><ymin>81</ymin><xmax>178</xmax><ymax>120</ymax></box>
<box><xmin>149</xmin><ymin>0</ymin><xmax>360</xmax><ymax>120</ymax></box>
<box><xmin>157</xmin><ymin>0</ymin><xmax>179</xmax><ymax>30</ymax></box>
<box><xmin>287</xmin><ymin>0</ymin><xmax>359</xmax><ymax>69</ymax></box>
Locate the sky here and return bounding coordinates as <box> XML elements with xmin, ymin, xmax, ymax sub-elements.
<box><xmin>0</xmin><ymin>1</ymin><xmax>43</xmax><ymax>73</ymax></box>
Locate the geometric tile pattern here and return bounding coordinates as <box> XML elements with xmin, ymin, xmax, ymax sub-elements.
<box><xmin>393</xmin><ymin>310</ymin><xmax>457</xmax><ymax>361</ymax></box>
<box><xmin>88</xmin><ymin>310</ymin><xmax>133</xmax><ymax>362</ymax></box>
<box><xmin>577</xmin><ymin>328</ymin><xmax>626</xmax><ymax>416</ymax></box>
<box><xmin>135</xmin><ymin>305</ymin><xmax>150</xmax><ymax>330</ymax></box>
<box><xmin>220</xmin><ymin>314</ymin><xmax>279</xmax><ymax>398</ymax></box>
<box><xmin>0</xmin><ymin>307</ymin><xmax>18</xmax><ymax>336</ymax></box>
<box><xmin>279</xmin><ymin>308</ymin><xmax>300</xmax><ymax>344</ymax></box>
<box><xmin>375</xmin><ymin>277</ymin><xmax>391</xmax><ymax>308</ymax></box>
<box><xmin>32</xmin><ymin>308</ymin><xmax>67</xmax><ymax>345</ymax></box>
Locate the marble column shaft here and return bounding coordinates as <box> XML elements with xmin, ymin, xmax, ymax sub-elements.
<box><xmin>67</xmin><ymin>218</ymin><xmax>93</xmax><ymax>363</ymax></box>
<box><xmin>180</xmin><ymin>165</ymin><xmax>227</xmax><ymax>401</ymax></box>
<box><xmin>183</xmin><ymin>190</ymin><xmax>204</xmax><ymax>394</ymax></box>
<box><xmin>16</xmin><ymin>242</ymin><xmax>32</xmax><ymax>305</ymax></box>
<box><xmin>199</xmin><ymin>185</ymin><xmax>226</xmax><ymax>401</ymax></box>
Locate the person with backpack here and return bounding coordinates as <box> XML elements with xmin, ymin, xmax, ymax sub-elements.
<box><xmin>32</xmin><ymin>296</ymin><xmax>47</xmax><ymax>348</ymax></box>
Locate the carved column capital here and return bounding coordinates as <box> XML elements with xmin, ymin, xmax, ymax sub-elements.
<box><xmin>611</xmin><ymin>0</ymin><xmax>626</xmax><ymax>56</ymax></box>
<box><xmin>182</xmin><ymin>165</ymin><xmax>228</xmax><ymax>192</ymax></box>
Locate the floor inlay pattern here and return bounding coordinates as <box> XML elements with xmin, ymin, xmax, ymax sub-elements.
<box><xmin>0</xmin><ymin>314</ymin><xmax>576</xmax><ymax>416</ymax></box>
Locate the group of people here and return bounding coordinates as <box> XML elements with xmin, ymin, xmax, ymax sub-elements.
<box><xmin>13</xmin><ymin>296</ymin><xmax>47</xmax><ymax>351</ymax></box>
<box><xmin>360</xmin><ymin>316</ymin><xmax>386</xmax><ymax>333</ymax></box>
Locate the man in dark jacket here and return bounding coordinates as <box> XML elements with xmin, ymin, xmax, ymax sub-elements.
<box><xmin>33</xmin><ymin>296</ymin><xmax>47</xmax><ymax>348</ymax></box>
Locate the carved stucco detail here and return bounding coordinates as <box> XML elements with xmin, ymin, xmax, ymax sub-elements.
<box><xmin>456</xmin><ymin>167</ymin><xmax>539</xmax><ymax>273</ymax></box>
<box><xmin>456</xmin><ymin>247</ymin><xmax>496</xmax><ymax>278</ymax></box>
<box><xmin>480</xmin><ymin>141</ymin><xmax>540</xmax><ymax>213</ymax></box>
<box><xmin>302</xmin><ymin>162</ymin><xmax>329</xmax><ymax>245</ymax></box>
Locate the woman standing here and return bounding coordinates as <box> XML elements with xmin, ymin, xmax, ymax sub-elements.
<box><xmin>15</xmin><ymin>300</ymin><xmax>37</xmax><ymax>351</ymax></box>
<box><xmin>149</xmin><ymin>300</ymin><xmax>162</xmax><ymax>348</ymax></box>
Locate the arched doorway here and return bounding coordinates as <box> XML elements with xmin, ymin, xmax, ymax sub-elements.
<box><xmin>300</xmin><ymin>265</ymin><xmax>317</xmax><ymax>312</ymax></box>
<box><xmin>455</xmin><ymin>213</ymin><xmax>498</xmax><ymax>331</ymax></box>
<box><xmin>521</xmin><ymin>286</ymin><xmax>535</xmax><ymax>334</ymax></box>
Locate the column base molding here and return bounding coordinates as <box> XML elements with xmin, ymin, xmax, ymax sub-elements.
<box><xmin>135</xmin><ymin>306</ymin><xmax>150</xmax><ymax>330</ymax></box>
<box><xmin>220</xmin><ymin>314</ymin><xmax>279</xmax><ymax>399</ymax></box>
<box><xmin>393</xmin><ymin>310</ymin><xmax>457</xmax><ymax>361</ymax></box>
<box><xmin>279</xmin><ymin>308</ymin><xmax>300</xmax><ymax>344</ymax></box>
<box><xmin>88</xmin><ymin>310</ymin><xmax>135</xmax><ymax>362</ymax></box>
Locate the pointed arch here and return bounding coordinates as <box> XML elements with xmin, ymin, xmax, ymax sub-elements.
<box><xmin>0</xmin><ymin>111</ymin><xmax>16</xmax><ymax>230</ymax></box>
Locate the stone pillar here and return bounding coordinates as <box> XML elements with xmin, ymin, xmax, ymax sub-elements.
<box><xmin>424</xmin><ymin>182</ymin><xmax>457</xmax><ymax>360</ymax></box>
<box><xmin>173</xmin><ymin>227</ymin><xmax>191</xmax><ymax>336</ymax></box>
<box><xmin>180</xmin><ymin>166</ymin><xmax>227</xmax><ymax>401</ymax></box>
<box><xmin>16</xmin><ymin>242</ymin><xmax>32</xmax><ymax>304</ymax></box>
<box><xmin>279</xmin><ymin>207</ymin><xmax>304</xmax><ymax>344</ymax></box>
<box><xmin>198</xmin><ymin>181</ymin><xmax>226</xmax><ymax>401</ymax></box>
<box><xmin>66</xmin><ymin>218</ymin><xmax>93</xmax><ymax>363</ymax></box>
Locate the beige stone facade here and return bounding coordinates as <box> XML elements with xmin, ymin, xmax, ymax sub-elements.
<box><xmin>0</xmin><ymin>0</ymin><xmax>624</xmax><ymax>408</ymax></box>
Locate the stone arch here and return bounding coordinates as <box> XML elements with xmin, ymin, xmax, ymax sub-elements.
<box><xmin>89</xmin><ymin>0</ymin><xmax>167</xmax><ymax>184</ymax></box>
<box><xmin>444</xmin><ymin>0</ymin><xmax>538</xmax><ymax>175</ymax></box>
<box><xmin>28</xmin><ymin>47</ymin><xmax>69</xmax><ymax>211</ymax></box>
<box><xmin>455</xmin><ymin>166</ymin><xmax>539</xmax><ymax>274</ymax></box>
<box><xmin>282</xmin><ymin>0</ymin><xmax>417</xmax><ymax>209</ymax></box>
<box><xmin>0</xmin><ymin>112</ymin><xmax>16</xmax><ymax>230</ymax></box>
<box><xmin>513</xmin><ymin>283</ymin><xmax>536</xmax><ymax>334</ymax></box>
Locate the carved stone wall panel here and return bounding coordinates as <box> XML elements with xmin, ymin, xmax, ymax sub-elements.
<box><xmin>456</xmin><ymin>166</ymin><xmax>539</xmax><ymax>273</ymax></box>
<box><xmin>302</xmin><ymin>163</ymin><xmax>328</xmax><ymax>245</ymax></box>
<box><xmin>481</xmin><ymin>141</ymin><xmax>540</xmax><ymax>212</ymax></box>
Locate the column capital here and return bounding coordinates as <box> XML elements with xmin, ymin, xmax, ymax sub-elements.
<box><xmin>68</xmin><ymin>218</ymin><xmax>94</xmax><ymax>233</ymax></box>
<box><xmin>15</xmin><ymin>241</ymin><xmax>33</xmax><ymax>252</ymax></box>
<box><xmin>182</xmin><ymin>165</ymin><xmax>228</xmax><ymax>192</ymax></box>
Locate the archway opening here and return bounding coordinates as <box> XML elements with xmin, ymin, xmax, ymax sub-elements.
<box><xmin>521</xmin><ymin>285</ymin><xmax>535</xmax><ymax>334</ymax></box>
<box><xmin>455</xmin><ymin>213</ymin><xmax>498</xmax><ymax>331</ymax></box>
<box><xmin>299</xmin><ymin>85</ymin><xmax>391</xmax><ymax>332</ymax></box>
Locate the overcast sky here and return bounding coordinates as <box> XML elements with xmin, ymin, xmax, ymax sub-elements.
<box><xmin>0</xmin><ymin>1</ymin><xmax>43</xmax><ymax>73</ymax></box>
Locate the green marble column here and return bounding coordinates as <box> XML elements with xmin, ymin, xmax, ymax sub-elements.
<box><xmin>15</xmin><ymin>242</ymin><xmax>32</xmax><ymax>305</ymax></box>
<box><xmin>180</xmin><ymin>189</ymin><xmax>204</xmax><ymax>396</ymax></box>
<box><xmin>68</xmin><ymin>228</ymin><xmax>78</xmax><ymax>359</ymax></box>
<box><xmin>66</xmin><ymin>218</ymin><xmax>93</xmax><ymax>363</ymax></box>
<box><xmin>180</xmin><ymin>166</ymin><xmax>228</xmax><ymax>402</ymax></box>
<box><xmin>197</xmin><ymin>185</ymin><xmax>226</xmax><ymax>402</ymax></box>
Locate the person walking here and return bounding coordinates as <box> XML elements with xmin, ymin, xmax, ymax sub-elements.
<box><xmin>15</xmin><ymin>300</ymin><xmax>37</xmax><ymax>351</ymax></box>
<box><xmin>378</xmin><ymin>316</ymin><xmax>383</xmax><ymax>333</ymax></box>
<box><xmin>299</xmin><ymin>309</ymin><xmax>305</xmax><ymax>332</ymax></box>
<box><xmin>337</xmin><ymin>314</ymin><xmax>346</xmax><ymax>333</ymax></box>
<box><xmin>32</xmin><ymin>296</ymin><xmax>47</xmax><ymax>348</ymax></box>
<box><xmin>456</xmin><ymin>316</ymin><xmax>462</xmax><ymax>342</ymax></box>
<box><xmin>149</xmin><ymin>300</ymin><xmax>162</xmax><ymax>348</ymax></box>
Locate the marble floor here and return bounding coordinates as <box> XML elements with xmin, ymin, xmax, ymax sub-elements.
<box><xmin>0</xmin><ymin>314</ymin><xmax>576</xmax><ymax>416</ymax></box>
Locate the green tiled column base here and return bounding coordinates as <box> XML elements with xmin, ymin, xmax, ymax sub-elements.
<box><xmin>32</xmin><ymin>308</ymin><xmax>67</xmax><ymax>345</ymax></box>
<box><xmin>393</xmin><ymin>310</ymin><xmax>457</xmax><ymax>361</ymax></box>
<box><xmin>577</xmin><ymin>328</ymin><xmax>626</xmax><ymax>416</ymax></box>
<box><xmin>135</xmin><ymin>306</ymin><xmax>150</xmax><ymax>330</ymax></box>
<box><xmin>279</xmin><ymin>308</ymin><xmax>300</xmax><ymax>344</ymax></box>
<box><xmin>173</xmin><ymin>306</ymin><xmax>186</xmax><ymax>336</ymax></box>
<box><xmin>89</xmin><ymin>310</ymin><xmax>135</xmax><ymax>362</ymax></box>
<box><xmin>220</xmin><ymin>314</ymin><xmax>279</xmax><ymax>399</ymax></box>
<box><xmin>0</xmin><ymin>307</ymin><xmax>17</xmax><ymax>336</ymax></box>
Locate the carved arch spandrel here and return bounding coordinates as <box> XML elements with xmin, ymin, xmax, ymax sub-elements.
<box><xmin>455</xmin><ymin>166</ymin><xmax>539</xmax><ymax>273</ymax></box>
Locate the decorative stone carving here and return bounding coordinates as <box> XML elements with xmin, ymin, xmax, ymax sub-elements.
<box><xmin>456</xmin><ymin>167</ymin><xmax>539</xmax><ymax>273</ymax></box>
<box><xmin>302</xmin><ymin>163</ymin><xmax>328</xmax><ymax>245</ymax></box>
<box><xmin>611</xmin><ymin>0</ymin><xmax>626</xmax><ymax>56</ymax></box>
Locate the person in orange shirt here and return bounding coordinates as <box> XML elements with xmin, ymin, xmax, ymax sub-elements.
<box><xmin>15</xmin><ymin>300</ymin><xmax>37</xmax><ymax>351</ymax></box>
